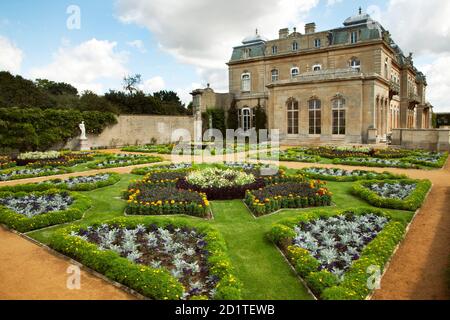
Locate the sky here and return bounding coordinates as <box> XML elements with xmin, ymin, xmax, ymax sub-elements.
<box><xmin>0</xmin><ymin>0</ymin><xmax>449</xmax><ymax>111</ymax></box>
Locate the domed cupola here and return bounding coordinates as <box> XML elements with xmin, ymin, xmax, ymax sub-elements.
<box><xmin>343</xmin><ymin>7</ymin><xmax>373</xmax><ymax>26</ymax></box>
<box><xmin>242</xmin><ymin>29</ymin><xmax>268</xmax><ymax>45</ymax></box>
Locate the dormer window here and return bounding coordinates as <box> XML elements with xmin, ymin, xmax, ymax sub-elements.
<box><xmin>314</xmin><ymin>38</ymin><xmax>321</xmax><ymax>48</ymax></box>
<box><xmin>272</xmin><ymin>45</ymin><xmax>278</xmax><ymax>54</ymax></box>
<box><xmin>350</xmin><ymin>31</ymin><xmax>358</xmax><ymax>44</ymax></box>
<box><xmin>291</xmin><ymin>67</ymin><xmax>299</xmax><ymax>78</ymax></box>
<box><xmin>313</xmin><ymin>64</ymin><xmax>322</xmax><ymax>71</ymax></box>
<box><xmin>350</xmin><ymin>58</ymin><xmax>361</xmax><ymax>72</ymax></box>
<box><xmin>242</xmin><ymin>48</ymin><xmax>251</xmax><ymax>59</ymax></box>
<box><xmin>292</xmin><ymin>41</ymin><xmax>298</xmax><ymax>51</ymax></box>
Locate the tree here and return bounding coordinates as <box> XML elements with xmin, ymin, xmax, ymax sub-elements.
<box><xmin>35</xmin><ymin>79</ymin><xmax>78</xmax><ymax>96</ymax></box>
<box><xmin>123</xmin><ymin>74</ymin><xmax>142</xmax><ymax>95</ymax></box>
<box><xmin>79</xmin><ymin>91</ymin><xmax>119</xmax><ymax>114</ymax></box>
<box><xmin>154</xmin><ymin>90</ymin><xmax>186</xmax><ymax>115</ymax></box>
<box><xmin>227</xmin><ymin>100</ymin><xmax>239</xmax><ymax>130</ymax></box>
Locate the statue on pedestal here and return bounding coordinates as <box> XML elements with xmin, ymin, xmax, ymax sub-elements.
<box><xmin>79</xmin><ymin>121</ymin><xmax>87</xmax><ymax>140</ymax></box>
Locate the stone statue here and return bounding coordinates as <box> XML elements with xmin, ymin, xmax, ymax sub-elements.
<box><xmin>79</xmin><ymin>121</ymin><xmax>87</xmax><ymax>140</ymax></box>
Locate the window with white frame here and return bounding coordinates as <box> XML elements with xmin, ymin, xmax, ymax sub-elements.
<box><xmin>350</xmin><ymin>58</ymin><xmax>361</xmax><ymax>72</ymax></box>
<box><xmin>241</xmin><ymin>73</ymin><xmax>251</xmax><ymax>92</ymax></box>
<box><xmin>292</xmin><ymin>41</ymin><xmax>298</xmax><ymax>51</ymax></box>
<box><xmin>291</xmin><ymin>67</ymin><xmax>299</xmax><ymax>78</ymax></box>
<box><xmin>332</xmin><ymin>97</ymin><xmax>346</xmax><ymax>135</ymax></box>
<box><xmin>314</xmin><ymin>38</ymin><xmax>321</xmax><ymax>48</ymax></box>
<box><xmin>309</xmin><ymin>99</ymin><xmax>321</xmax><ymax>135</ymax></box>
<box><xmin>241</xmin><ymin>107</ymin><xmax>252</xmax><ymax>131</ymax></box>
<box><xmin>271</xmin><ymin>69</ymin><xmax>279</xmax><ymax>82</ymax></box>
<box><xmin>287</xmin><ymin>98</ymin><xmax>299</xmax><ymax>135</ymax></box>
<box><xmin>313</xmin><ymin>64</ymin><xmax>322</xmax><ymax>71</ymax></box>
<box><xmin>350</xmin><ymin>31</ymin><xmax>358</xmax><ymax>44</ymax></box>
<box><xmin>272</xmin><ymin>45</ymin><xmax>278</xmax><ymax>54</ymax></box>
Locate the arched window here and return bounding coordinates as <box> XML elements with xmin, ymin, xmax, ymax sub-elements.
<box><xmin>332</xmin><ymin>96</ymin><xmax>346</xmax><ymax>135</ymax></box>
<box><xmin>292</xmin><ymin>41</ymin><xmax>298</xmax><ymax>51</ymax></box>
<box><xmin>291</xmin><ymin>67</ymin><xmax>299</xmax><ymax>78</ymax></box>
<box><xmin>313</xmin><ymin>64</ymin><xmax>322</xmax><ymax>71</ymax></box>
<box><xmin>287</xmin><ymin>98</ymin><xmax>299</xmax><ymax>135</ymax></box>
<box><xmin>350</xmin><ymin>58</ymin><xmax>361</xmax><ymax>72</ymax></box>
<box><xmin>308</xmin><ymin>98</ymin><xmax>321</xmax><ymax>135</ymax></box>
<box><xmin>271</xmin><ymin>69</ymin><xmax>279</xmax><ymax>82</ymax></box>
<box><xmin>241</xmin><ymin>73</ymin><xmax>251</xmax><ymax>92</ymax></box>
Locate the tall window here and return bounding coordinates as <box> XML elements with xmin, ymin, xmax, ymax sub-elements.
<box><xmin>271</xmin><ymin>69</ymin><xmax>279</xmax><ymax>82</ymax></box>
<box><xmin>272</xmin><ymin>45</ymin><xmax>278</xmax><ymax>54</ymax></box>
<box><xmin>291</xmin><ymin>67</ymin><xmax>299</xmax><ymax>78</ymax></box>
<box><xmin>292</xmin><ymin>41</ymin><xmax>298</xmax><ymax>51</ymax></box>
<box><xmin>384</xmin><ymin>58</ymin><xmax>389</xmax><ymax>78</ymax></box>
<box><xmin>350</xmin><ymin>31</ymin><xmax>358</xmax><ymax>44</ymax></box>
<box><xmin>309</xmin><ymin>99</ymin><xmax>321</xmax><ymax>135</ymax></box>
<box><xmin>287</xmin><ymin>98</ymin><xmax>299</xmax><ymax>135</ymax></box>
<box><xmin>350</xmin><ymin>58</ymin><xmax>361</xmax><ymax>72</ymax></box>
<box><xmin>241</xmin><ymin>73</ymin><xmax>251</xmax><ymax>92</ymax></box>
<box><xmin>332</xmin><ymin>97</ymin><xmax>346</xmax><ymax>135</ymax></box>
<box><xmin>241</xmin><ymin>108</ymin><xmax>252</xmax><ymax>131</ymax></box>
<box><xmin>314</xmin><ymin>38</ymin><xmax>321</xmax><ymax>48</ymax></box>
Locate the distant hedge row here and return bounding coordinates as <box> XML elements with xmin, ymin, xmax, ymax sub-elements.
<box><xmin>0</xmin><ymin>108</ymin><xmax>117</xmax><ymax>152</ymax></box>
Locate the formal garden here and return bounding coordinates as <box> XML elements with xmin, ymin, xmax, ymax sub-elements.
<box><xmin>0</xmin><ymin>149</ymin><xmax>436</xmax><ymax>300</ymax></box>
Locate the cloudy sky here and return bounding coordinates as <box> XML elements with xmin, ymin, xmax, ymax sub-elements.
<box><xmin>0</xmin><ymin>0</ymin><xmax>449</xmax><ymax>111</ymax></box>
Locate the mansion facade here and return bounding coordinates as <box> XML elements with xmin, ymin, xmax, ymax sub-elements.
<box><xmin>191</xmin><ymin>9</ymin><xmax>433</xmax><ymax>144</ymax></box>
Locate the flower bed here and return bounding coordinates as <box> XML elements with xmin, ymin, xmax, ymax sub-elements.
<box><xmin>17</xmin><ymin>151</ymin><xmax>60</xmax><ymax>161</ymax></box>
<box><xmin>406</xmin><ymin>152</ymin><xmax>448</xmax><ymax>168</ymax></box>
<box><xmin>0</xmin><ymin>173</ymin><xmax>121</xmax><ymax>193</ymax></box>
<box><xmin>244</xmin><ymin>181</ymin><xmax>332</xmax><ymax>216</ymax></box>
<box><xmin>125</xmin><ymin>184</ymin><xmax>210</xmax><ymax>218</ymax></box>
<box><xmin>131</xmin><ymin>163</ymin><xmax>192</xmax><ymax>175</ymax></box>
<box><xmin>332</xmin><ymin>157</ymin><xmax>417</xmax><ymax>168</ymax></box>
<box><xmin>0</xmin><ymin>167</ymin><xmax>71</xmax><ymax>181</ymax></box>
<box><xmin>121</xmin><ymin>144</ymin><xmax>174</xmax><ymax>154</ymax></box>
<box><xmin>267</xmin><ymin>208</ymin><xmax>406</xmax><ymax>299</ymax></box>
<box><xmin>300</xmin><ymin>167</ymin><xmax>406</xmax><ymax>182</ymax></box>
<box><xmin>23</xmin><ymin>152</ymin><xmax>96</xmax><ymax>168</ymax></box>
<box><xmin>351</xmin><ymin>179</ymin><xmax>432</xmax><ymax>211</ymax></box>
<box><xmin>306</xmin><ymin>146</ymin><xmax>369</xmax><ymax>159</ymax></box>
<box><xmin>253</xmin><ymin>150</ymin><xmax>321</xmax><ymax>163</ymax></box>
<box><xmin>49</xmin><ymin>217</ymin><xmax>241</xmax><ymax>300</ymax></box>
<box><xmin>0</xmin><ymin>189</ymin><xmax>91</xmax><ymax>232</ymax></box>
<box><xmin>88</xmin><ymin>155</ymin><xmax>162</xmax><ymax>169</ymax></box>
<box><xmin>177</xmin><ymin>168</ymin><xmax>266</xmax><ymax>200</ymax></box>
<box><xmin>0</xmin><ymin>156</ymin><xmax>15</xmax><ymax>170</ymax></box>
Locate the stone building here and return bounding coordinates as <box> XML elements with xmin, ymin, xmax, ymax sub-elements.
<box><xmin>191</xmin><ymin>9</ymin><xmax>433</xmax><ymax>144</ymax></box>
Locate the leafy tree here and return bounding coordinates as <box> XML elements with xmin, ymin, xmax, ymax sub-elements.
<box><xmin>35</xmin><ymin>79</ymin><xmax>78</xmax><ymax>96</ymax></box>
<box><xmin>154</xmin><ymin>90</ymin><xmax>187</xmax><ymax>115</ymax></box>
<box><xmin>254</xmin><ymin>105</ymin><xmax>267</xmax><ymax>130</ymax></box>
<box><xmin>227</xmin><ymin>101</ymin><xmax>239</xmax><ymax>130</ymax></box>
<box><xmin>79</xmin><ymin>91</ymin><xmax>119</xmax><ymax>114</ymax></box>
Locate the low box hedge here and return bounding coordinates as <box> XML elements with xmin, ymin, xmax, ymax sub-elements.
<box><xmin>0</xmin><ymin>166</ymin><xmax>72</xmax><ymax>182</ymax></box>
<box><xmin>299</xmin><ymin>167</ymin><xmax>407</xmax><ymax>182</ymax></box>
<box><xmin>267</xmin><ymin>208</ymin><xmax>407</xmax><ymax>300</ymax></box>
<box><xmin>351</xmin><ymin>179</ymin><xmax>432</xmax><ymax>211</ymax></box>
<box><xmin>88</xmin><ymin>155</ymin><xmax>163</xmax><ymax>169</ymax></box>
<box><xmin>0</xmin><ymin>189</ymin><xmax>91</xmax><ymax>232</ymax></box>
<box><xmin>48</xmin><ymin>217</ymin><xmax>242</xmax><ymax>300</ymax></box>
<box><xmin>0</xmin><ymin>173</ymin><xmax>121</xmax><ymax>193</ymax></box>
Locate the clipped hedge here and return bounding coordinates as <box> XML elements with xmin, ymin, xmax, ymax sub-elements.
<box><xmin>0</xmin><ymin>173</ymin><xmax>121</xmax><ymax>193</ymax></box>
<box><xmin>351</xmin><ymin>179</ymin><xmax>432</xmax><ymax>211</ymax></box>
<box><xmin>299</xmin><ymin>167</ymin><xmax>407</xmax><ymax>182</ymax></box>
<box><xmin>49</xmin><ymin>217</ymin><xmax>242</xmax><ymax>300</ymax></box>
<box><xmin>0</xmin><ymin>189</ymin><xmax>91</xmax><ymax>232</ymax></box>
<box><xmin>267</xmin><ymin>208</ymin><xmax>406</xmax><ymax>300</ymax></box>
<box><xmin>405</xmin><ymin>152</ymin><xmax>449</xmax><ymax>168</ymax></box>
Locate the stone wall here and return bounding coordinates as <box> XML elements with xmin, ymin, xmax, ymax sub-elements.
<box><xmin>65</xmin><ymin>115</ymin><xmax>195</xmax><ymax>150</ymax></box>
<box><xmin>391</xmin><ymin>128</ymin><xmax>450</xmax><ymax>151</ymax></box>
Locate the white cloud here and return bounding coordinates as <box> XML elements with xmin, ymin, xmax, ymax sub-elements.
<box><xmin>0</xmin><ymin>35</ymin><xmax>23</xmax><ymax>74</ymax></box>
<box><xmin>371</xmin><ymin>0</ymin><xmax>450</xmax><ymax>110</ymax></box>
<box><xmin>326</xmin><ymin>0</ymin><xmax>342</xmax><ymax>6</ymax></box>
<box><xmin>127</xmin><ymin>39</ymin><xmax>147</xmax><ymax>53</ymax></box>
<box><xmin>29</xmin><ymin>38</ymin><xmax>128</xmax><ymax>94</ymax></box>
<box><xmin>115</xmin><ymin>0</ymin><xmax>319</xmax><ymax>95</ymax></box>
<box><xmin>140</xmin><ymin>76</ymin><xmax>165</xmax><ymax>93</ymax></box>
<box><xmin>176</xmin><ymin>82</ymin><xmax>202</xmax><ymax>106</ymax></box>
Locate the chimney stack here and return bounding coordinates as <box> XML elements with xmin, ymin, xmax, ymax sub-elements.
<box><xmin>305</xmin><ymin>23</ymin><xmax>316</xmax><ymax>34</ymax></box>
<box><xmin>279</xmin><ymin>28</ymin><xmax>289</xmax><ymax>39</ymax></box>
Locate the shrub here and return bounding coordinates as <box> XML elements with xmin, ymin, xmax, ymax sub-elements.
<box><xmin>305</xmin><ymin>270</ymin><xmax>339</xmax><ymax>297</ymax></box>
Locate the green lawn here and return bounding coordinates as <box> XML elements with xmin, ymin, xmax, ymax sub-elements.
<box><xmin>26</xmin><ymin>171</ymin><xmax>415</xmax><ymax>300</ymax></box>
